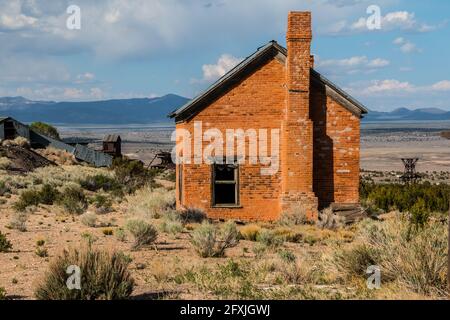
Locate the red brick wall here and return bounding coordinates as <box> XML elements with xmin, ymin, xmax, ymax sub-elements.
<box><xmin>311</xmin><ymin>84</ymin><xmax>361</xmax><ymax>209</ymax></box>
<box><xmin>176</xmin><ymin>57</ymin><xmax>286</xmax><ymax>221</ymax></box>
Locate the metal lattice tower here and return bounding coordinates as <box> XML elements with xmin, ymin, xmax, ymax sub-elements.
<box><xmin>401</xmin><ymin>158</ymin><xmax>420</xmax><ymax>184</ymax></box>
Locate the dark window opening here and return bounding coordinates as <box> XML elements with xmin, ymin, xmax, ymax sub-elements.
<box><xmin>212</xmin><ymin>163</ymin><xmax>239</xmax><ymax>206</ymax></box>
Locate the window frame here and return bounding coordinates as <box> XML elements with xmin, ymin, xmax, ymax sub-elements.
<box><xmin>211</xmin><ymin>161</ymin><xmax>241</xmax><ymax>208</ymax></box>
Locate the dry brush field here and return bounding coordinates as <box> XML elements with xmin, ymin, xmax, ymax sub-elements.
<box><xmin>0</xmin><ymin>155</ymin><xmax>448</xmax><ymax>300</ymax></box>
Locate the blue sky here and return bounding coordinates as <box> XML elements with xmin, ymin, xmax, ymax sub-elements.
<box><xmin>0</xmin><ymin>0</ymin><xmax>449</xmax><ymax>111</ymax></box>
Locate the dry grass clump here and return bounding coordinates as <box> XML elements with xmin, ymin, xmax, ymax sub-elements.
<box><xmin>334</xmin><ymin>215</ymin><xmax>448</xmax><ymax>297</ymax></box>
<box><xmin>239</xmin><ymin>224</ymin><xmax>262</xmax><ymax>241</ymax></box>
<box><xmin>0</xmin><ymin>287</ymin><xmax>6</xmax><ymax>300</ymax></box>
<box><xmin>159</xmin><ymin>211</ymin><xmax>184</xmax><ymax>236</ymax></box>
<box><xmin>179</xmin><ymin>207</ymin><xmax>207</xmax><ymax>224</ymax></box>
<box><xmin>34</xmin><ymin>245</ymin><xmax>134</xmax><ymax>300</ymax></box>
<box><xmin>278</xmin><ymin>204</ymin><xmax>310</xmax><ymax>226</ymax></box>
<box><xmin>0</xmin><ymin>165</ymin><xmax>112</xmax><ymax>193</ymax></box>
<box><xmin>127</xmin><ymin>187</ymin><xmax>175</xmax><ymax>219</ymax></box>
<box><xmin>191</xmin><ymin>221</ymin><xmax>240</xmax><ymax>258</ymax></box>
<box><xmin>126</xmin><ymin>219</ymin><xmax>158</xmax><ymax>250</ymax></box>
<box><xmin>35</xmin><ymin>147</ymin><xmax>77</xmax><ymax>165</ymax></box>
<box><xmin>80</xmin><ymin>213</ymin><xmax>97</xmax><ymax>227</ymax></box>
<box><xmin>317</xmin><ymin>207</ymin><xmax>346</xmax><ymax>230</ymax></box>
<box><xmin>0</xmin><ymin>157</ymin><xmax>12</xmax><ymax>170</ymax></box>
<box><xmin>0</xmin><ymin>231</ymin><xmax>13</xmax><ymax>252</ymax></box>
<box><xmin>2</xmin><ymin>137</ymin><xmax>30</xmax><ymax>148</ymax></box>
<box><xmin>57</xmin><ymin>185</ymin><xmax>88</xmax><ymax>215</ymax></box>
<box><xmin>8</xmin><ymin>211</ymin><xmax>28</xmax><ymax>232</ymax></box>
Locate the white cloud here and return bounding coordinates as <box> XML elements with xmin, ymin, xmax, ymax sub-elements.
<box><xmin>348</xmin><ymin>79</ymin><xmax>450</xmax><ymax>97</ymax></box>
<box><xmin>431</xmin><ymin>80</ymin><xmax>450</xmax><ymax>91</ymax></box>
<box><xmin>393</xmin><ymin>37</ymin><xmax>421</xmax><ymax>53</ymax></box>
<box><xmin>332</xmin><ymin>10</ymin><xmax>439</xmax><ymax>35</ymax></box>
<box><xmin>363</xmin><ymin>79</ymin><xmax>414</xmax><ymax>95</ymax></box>
<box><xmin>316</xmin><ymin>56</ymin><xmax>389</xmax><ymax>75</ymax></box>
<box><xmin>75</xmin><ymin>72</ymin><xmax>96</xmax><ymax>84</ymax></box>
<box><xmin>0</xmin><ymin>1</ymin><xmax>37</xmax><ymax>30</ymax></box>
<box><xmin>199</xmin><ymin>54</ymin><xmax>243</xmax><ymax>82</ymax></box>
<box><xmin>367</xmin><ymin>58</ymin><xmax>390</xmax><ymax>68</ymax></box>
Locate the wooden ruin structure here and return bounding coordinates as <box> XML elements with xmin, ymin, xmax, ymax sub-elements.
<box><xmin>103</xmin><ymin>134</ymin><xmax>122</xmax><ymax>157</ymax></box>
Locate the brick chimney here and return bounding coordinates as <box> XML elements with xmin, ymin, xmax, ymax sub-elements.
<box><xmin>281</xmin><ymin>11</ymin><xmax>318</xmax><ymax>218</ymax></box>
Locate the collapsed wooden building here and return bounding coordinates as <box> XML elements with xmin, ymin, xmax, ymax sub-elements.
<box><xmin>0</xmin><ymin>116</ymin><xmax>113</xmax><ymax>167</ymax></box>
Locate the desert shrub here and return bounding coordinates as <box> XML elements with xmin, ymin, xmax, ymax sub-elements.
<box><xmin>81</xmin><ymin>232</ymin><xmax>98</xmax><ymax>246</ymax></box>
<box><xmin>127</xmin><ymin>187</ymin><xmax>175</xmax><ymax>219</ymax></box>
<box><xmin>35</xmin><ymin>246</ymin><xmax>49</xmax><ymax>258</ymax></box>
<box><xmin>90</xmin><ymin>194</ymin><xmax>113</xmax><ymax>214</ymax></box>
<box><xmin>160</xmin><ymin>212</ymin><xmax>184</xmax><ymax>236</ymax></box>
<box><xmin>34</xmin><ymin>245</ymin><xmax>134</xmax><ymax>300</ymax></box>
<box><xmin>179</xmin><ymin>207</ymin><xmax>207</xmax><ymax>224</ymax></box>
<box><xmin>0</xmin><ymin>287</ymin><xmax>6</xmax><ymax>300</ymax></box>
<box><xmin>126</xmin><ymin>220</ymin><xmax>158</xmax><ymax>250</ymax></box>
<box><xmin>278</xmin><ymin>204</ymin><xmax>310</xmax><ymax>226</ymax></box>
<box><xmin>0</xmin><ymin>231</ymin><xmax>12</xmax><ymax>252</ymax></box>
<box><xmin>272</xmin><ymin>227</ymin><xmax>303</xmax><ymax>243</ymax></box>
<box><xmin>9</xmin><ymin>212</ymin><xmax>28</xmax><ymax>232</ymax></box>
<box><xmin>80</xmin><ymin>213</ymin><xmax>97</xmax><ymax>227</ymax></box>
<box><xmin>409</xmin><ymin>198</ymin><xmax>430</xmax><ymax>230</ymax></box>
<box><xmin>334</xmin><ymin>244</ymin><xmax>378</xmax><ymax>278</ymax></box>
<box><xmin>113</xmin><ymin>158</ymin><xmax>159</xmax><ymax>193</ymax></box>
<box><xmin>239</xmin><ymin>224</ymin><xmax>262</xmax><ymax>241</ymax></box>
<box><xmin>252</xmin><ymin>243</ymin><xmax>268</xmax><ymax>259</ymax></box>
<box><xmin>36</xmin><ymin>239</ymin><xmax>46</xmax><ymax>247</ymax></box>
<box><xmin>80</xmin><ymin>175</ymin><xmax>122</xmax><ymax>195</ymax></box>
<box><xmin>57</xmin><ymin>186</ymin><xmax>88</xmax><ymax>215</ymax></box>
<box><xmin>103</xmin><ymin>229</ymin><xmax>114</xmax><ymax>236</ymax></box>
<box><xmin>0</xmin><ymin>180</ymin><xmax>9</xmax><ymax>196</ymax></box>
<box><xmin>256</xmin><ymin>229</ymin><xmax>284</xmax><ymax>249</ymax></box>
<box><xmin>13</xmin><ymin>184</ymin><xmax>59</xmax><ymax>212</ymax></box>
<box><xmin>0</xmin><ymin>157</ymin><xmax>12</xmax><ymax>170</ymax></box>
<box><xmin>115</xmin><ymin>228</ymin><xmax>127</xmax><ymax>242</ymax></box>
<box><xmin>191</xmin><ymin>221</ymin><xmax>239</xmax><ymax>258</ymax></box>
<box><xmin>39</xmin><ymin>184</ymin><xmax>60</xmax><ymax>205</ymax></box>
<box><xmin>278</xmin><ymin>249</ymin><xmax>297</xmax><ymax>264</ymax></box>
<box><xmin>335</xmin><ymin>216</ymin><xmax>448</xmax><ymax>296</ymax></box>
<box><xmin>30</xmin><ymin>122</ymin><xmax>60</xmax><ymax>140</ymax></box>
<box><xmin>317</xmin><ymin>207</ymin><xmax>346</xmax><ymax>230</ymax></box>
<box><xmin>360</xmin><ymin>181</ymin><xmax>450</xmax><ymax>214</ymax></box>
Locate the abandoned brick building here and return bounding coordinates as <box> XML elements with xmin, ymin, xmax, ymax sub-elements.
<box><xmin>170</xmin><ymin>12</ymin><xmax>368</xmax><ymax>221</ymax></box>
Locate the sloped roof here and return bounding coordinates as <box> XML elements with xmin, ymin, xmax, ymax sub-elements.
<box><xmin>169</xmin><ymin>41</ymin><xmax>368</xmax><ymax>122</ymax></box>
<box><xmin>0</xmin><ymin>117</ymin><xmax>11</xmax><ymax>123</ymax></box>
<box><xmin>103</xmin><ymin>134</ymin><xmax>121</xmax><ymax>142</ymax></box>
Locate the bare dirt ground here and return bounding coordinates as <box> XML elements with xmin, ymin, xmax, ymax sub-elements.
<box><xmin>0</xmin><ymin>187</ymin><xmax>359</xmax><ymax>300</ymax></box>
<box><xmin>361</xmin><ymin>129</ymin><xmax>450</xmax><ymax>173</ymax></box>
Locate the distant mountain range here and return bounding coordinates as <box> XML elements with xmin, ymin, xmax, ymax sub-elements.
<box><xmin>363</xmin><ymin>107</ymin><xmax>450</xmax><ymax>122</ymax></box>
<box><xmin>0</xmin><ymin>95</ymin><xmax>190</xmax><ymax>124</ymax></box>
<box><xmin>1</xmin><ymin>95</ymin><xmax>449</xmax><ymax>124</ymax></box>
